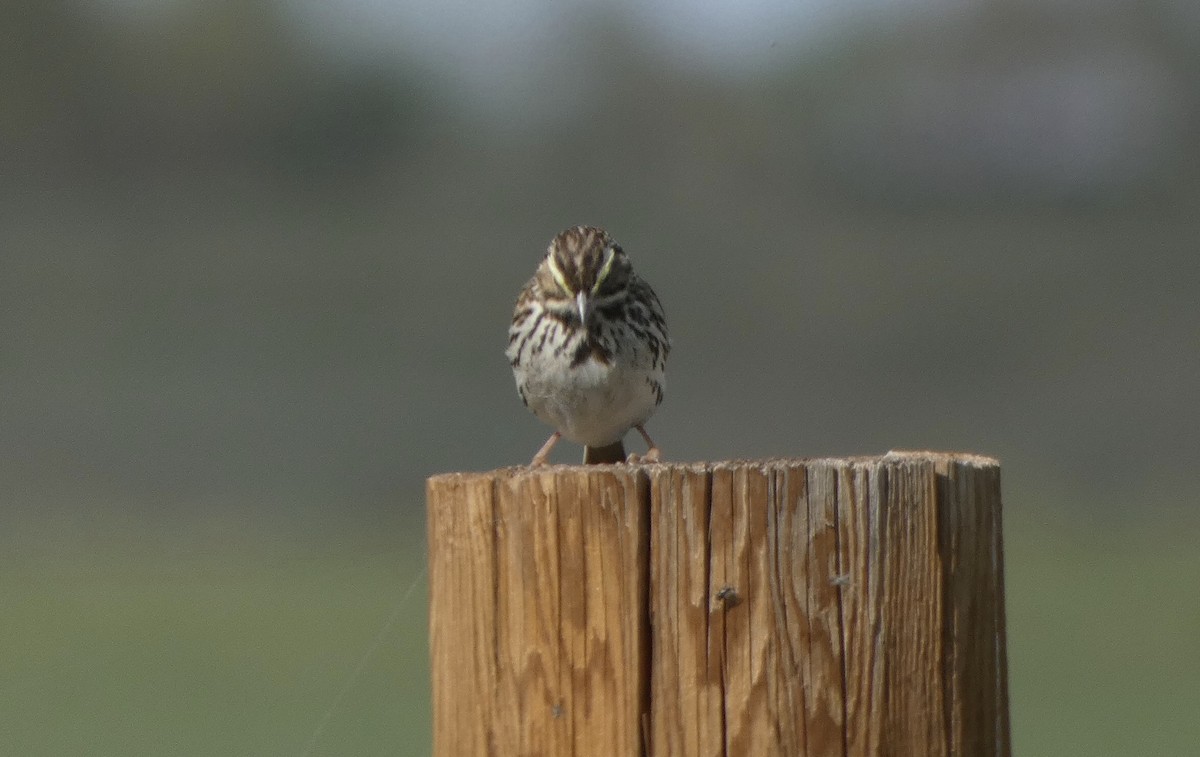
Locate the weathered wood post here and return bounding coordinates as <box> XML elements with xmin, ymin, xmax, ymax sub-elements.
<box><xmin>427</xmin><ymin>451</ymin><xmax>1009</xmax><ymax>756</ymax></box>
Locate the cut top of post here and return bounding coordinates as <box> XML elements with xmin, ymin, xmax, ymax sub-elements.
<box><xmin>425</xmin><ymin>450</ymin><xmax>1000</xmax><ymax>486</ymax></box>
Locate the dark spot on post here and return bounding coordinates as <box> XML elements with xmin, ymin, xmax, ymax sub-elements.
<box><xmin>715</xmin><ymin>585</ymin><xmax>741</xmax><ymax>608</ymax></box>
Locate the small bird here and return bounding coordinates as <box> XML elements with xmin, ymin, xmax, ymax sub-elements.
<box><xmin>507</xmin><ymin>226</ymin><xmax>670</xmax><ymax>465</ymax></box>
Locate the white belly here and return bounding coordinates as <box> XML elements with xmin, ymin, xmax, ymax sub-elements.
<box><xmin>513</xmin><ymin>332</ymin><xmax>661</xmax><ymax>447</ymax></box>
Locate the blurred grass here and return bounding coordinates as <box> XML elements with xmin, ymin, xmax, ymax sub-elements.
<box><xmin>1006</xmin><ymin>502</ymin><xmax>1200</xmax><ymax>757</ymax></box>
<box><xmin>0</xmin><ymin>507</ymin><xmax>431</xmax><ymax>756</ymax></box>
<box><xmin>1</xmin><ymin>502</ymin><xmax>1197</xmax><ymax>756</ymax></box>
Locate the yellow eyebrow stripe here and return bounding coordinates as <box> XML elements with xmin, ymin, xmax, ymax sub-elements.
<box><xmin>546</xmin><ymin>255</ymin><xmax>571</xmax><ymax>293</ymax></box>
<box><xmin>591</xmin><ymin>249</ymin><xmax>616</xmax><ymax>294</ymax></box>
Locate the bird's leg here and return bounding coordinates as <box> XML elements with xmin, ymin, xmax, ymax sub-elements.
<box><xmin>530</xmin><ymin>431</ymin><xmax>561</xmax><ymax>467</ymax></box>
<box><xmin>634</xmin><ymin>424</ymin><xmax>661</xmax><ymax>463</ymax></box>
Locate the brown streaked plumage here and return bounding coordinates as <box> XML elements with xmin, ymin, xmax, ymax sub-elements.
<box><xmin>507</xmin><ymin>225</ymin><xmax>669</xmax><ymax>465</ymax></box>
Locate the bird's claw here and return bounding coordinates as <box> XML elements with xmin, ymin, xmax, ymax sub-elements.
<box><xmin>626</xmin><ymin>448</ymin><xmax>661</xmax><ymax>464</ymax></box>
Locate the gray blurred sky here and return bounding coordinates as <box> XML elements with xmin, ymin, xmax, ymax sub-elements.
<box><xmin>99</xmin><ymin>0</ymin><xmax>942</xmax><ymax>108</ymax></box>
<box><xmin>93</xmin><ymin>0</ymin><xmax>1200</xmax><ymax>124</ymax></box>
<box><xmin>287</xmin><ymin>0</ymin><xmax>912</xmax><ymax>57</ymax></box>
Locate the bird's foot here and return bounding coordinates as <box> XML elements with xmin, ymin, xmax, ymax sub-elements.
<box><xmin>530</xmin><ymin>431</ymin><xmax>561</xmax><ymax>467</ymax></box>
<box><xmin>631</xmin><ymin>425</ymin><xmax>661</xmax><ymax>463</ymax></box>
<box><xmin>626</xmin><ymin>447</ymin><xmax>661</xmax><ymax>464</ymax></box>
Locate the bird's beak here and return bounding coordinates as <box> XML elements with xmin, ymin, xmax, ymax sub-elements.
<box><xmin>576</xmin><ymin>291</ymin><xmax>592</xmax><ymax>325</ymax></box>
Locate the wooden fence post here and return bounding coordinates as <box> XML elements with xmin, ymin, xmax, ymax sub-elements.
<box><xmin>426</xmin><ymin>451</ymin><xmax>1009</xmax><ymax>757</ymax></box>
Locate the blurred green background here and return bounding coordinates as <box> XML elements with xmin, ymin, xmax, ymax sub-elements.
<box><xmin>3</xmin><ymin>0</ymin><xmax>1199</xmax><ymax>754</ymax></box>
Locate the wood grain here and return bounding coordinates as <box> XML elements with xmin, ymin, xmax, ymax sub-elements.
<box><xmin>428</xmin><ymin>467</ymin><xmax>649</xmax><ymax>757</ymax></box>
<box><xmin>427</xmin><ymin>452</ymin><xmax>1009</xmax><ymax>757</ymax></box>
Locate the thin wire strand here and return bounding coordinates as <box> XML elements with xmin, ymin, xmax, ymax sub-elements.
<box><xmin>298</xmin><ymin>558</ymin><xmax>428</xmax><ymax>757</ymax></box>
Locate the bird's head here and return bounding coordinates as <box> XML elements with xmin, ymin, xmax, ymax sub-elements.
<box><xmin>534</xmin><ymin>225</ymin><xmax>633</xmax><ymax>325</ymax></box>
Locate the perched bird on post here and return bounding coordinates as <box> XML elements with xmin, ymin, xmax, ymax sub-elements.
<box><xmin>507</xmin><ymin>226</ymin><xmax>670</xmax><ymax>465</ymax></box>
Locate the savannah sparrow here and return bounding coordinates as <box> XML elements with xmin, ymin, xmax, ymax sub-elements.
<box><xmin>507</xmin><ymin>226</ymin><xmax>669</xmax><ymax>465</ymax></box>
